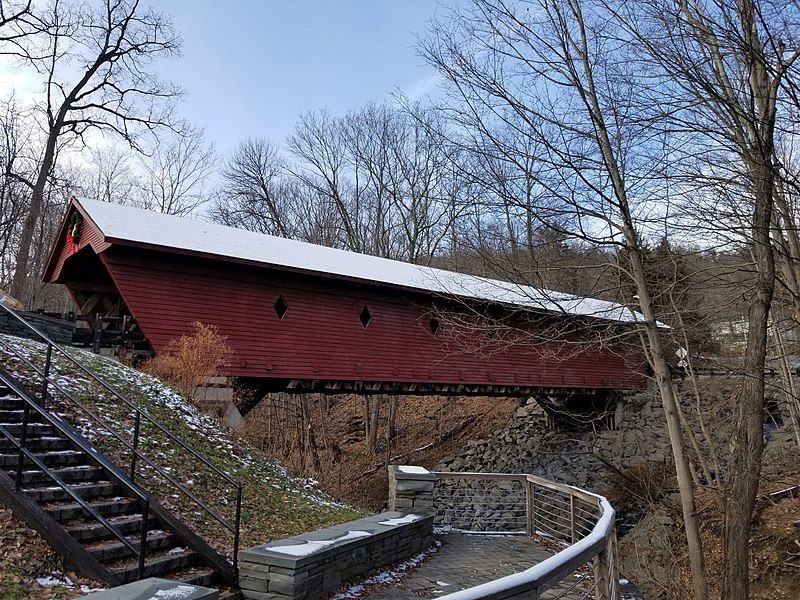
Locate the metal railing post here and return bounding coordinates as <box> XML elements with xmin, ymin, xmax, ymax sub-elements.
<box><xmin>92</xmin><ymin>313</ymin><xmax>102</xmax><ymax>354</ymax></box>
<box><xmin>138</xmin><ymin>498</ymin><xmax>150</xmax><ymax>580</ymax></box>
<box><xmin>233</xmin><ymin>484</ymin><xmax>243</xmax><ymax>578</ymax></box>
<box><xmin>14</xmin><ymin>401</ymin><xmax>30</xmax><ymax>491</ymax></box>
<box><xmin>40</xmin><ymin>344</ymin><xmax>52</xmax><ymax>409</ymax></box>
<box><xmin>130</xmin><ymin>411</ymin><xmax>141</xmax><ymax>482</ymax></box>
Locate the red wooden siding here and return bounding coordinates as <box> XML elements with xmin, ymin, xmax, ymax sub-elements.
<box><xmin>98</xmin><ymin>247</ymin><xmax>647</xmax><ymax>390</ymax></box>
<box><xmin>45</xmin><ymin>205</ymin><xmax>110</xmax><ymax>283</ymax></box>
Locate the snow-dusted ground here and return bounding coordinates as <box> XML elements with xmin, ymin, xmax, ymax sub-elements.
<box><xmin>0</xmin><ymin>333</ymin><xmax>345</xmax><ymax>509</ymax></box>
<box><xmin>34</xmin><ymin>572</ymin><xmax>103</xmax><ymax>595</ymax></box>
<box><xmin>331</xmin><ymin>541</ymin><xmax>443</xmax><ymax>600</ymax></box>
<box><xmin>0</xmin><ymin>331</ymin><xmax>360</xmax><ymax>592</ymax></box>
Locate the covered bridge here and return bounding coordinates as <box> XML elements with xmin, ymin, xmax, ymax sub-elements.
<box><xmin>43</xmin><ymin>198</ymin><xmax>648</xmax><ymax>397</ymax></box>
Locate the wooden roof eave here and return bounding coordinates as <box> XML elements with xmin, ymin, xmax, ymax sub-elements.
<box><xmin>42</xmin><ymin>200</ymin><xmax>112</xmax><ymax>283</ymax></box>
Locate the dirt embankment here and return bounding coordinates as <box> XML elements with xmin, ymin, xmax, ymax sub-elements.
<box><xmin>241</xmin><ymin>394</ymin><xmax>519</xmax><ymax>510</ymax></box>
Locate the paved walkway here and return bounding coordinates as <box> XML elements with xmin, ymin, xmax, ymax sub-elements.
<box><xmin>355</xmin><ymin>533</ymin><xmax>644</xmax><ymax>600</ymax></box>
<box><xmin>359</xmin><ymin>533</ymin><xmax>556</xmax><ymax>599</ymax></box>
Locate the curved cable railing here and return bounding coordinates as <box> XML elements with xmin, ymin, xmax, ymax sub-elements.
<box><xmin>412</xmin><ymin>469</ymin><xmax>618</xmax><ymax>600</ymax></box>
<box><xmin>0</xmin><ymin>305</ymin><xmax>243</xmax><ymax>575</ymax></box>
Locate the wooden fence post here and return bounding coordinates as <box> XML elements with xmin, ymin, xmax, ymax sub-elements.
<box><xmin>569</xmin><ymin>493</ymin><xmax>576</xmax><ymax>543</ymax></box>
<box><xmin>525</xmin><ymin>478</ymin><xmax>534</xmax><ymax>536</ymax></box>
<box><xmin>594</xmin><ymin>524</ymin><xmax>617</xmax><ymax>600</ymax></box>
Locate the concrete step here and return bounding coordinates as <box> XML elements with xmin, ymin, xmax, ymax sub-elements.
<box><xmin>0</xmin><ymin>450</ymin><xmax>86</xmax><ymax>468</ymax></box>
<box><xmin>0</xmin><ymin>396</ymin><xmax>22</xmax><ymax>410</ymax></box>
<box><xmin>108</xmin><ymin>548</ymin><xmax>199</xmax><ymax>584</ymax></box>
<box><xmin>7</xmin><ymin>465</ymin><xmax>104</xmax><ymax>485</ymax></box>
<box><xmin>0</xmin><ymin>422</ymin><xmax>57</xmax><ymax>437</ymax></box>
<box><xmin>0</xmin><ymin>436</ymin><xmax>74</xmax><ymax>452</ymax></box>
<box><xmin>43</xmin><ymin>496</ymin><xmax>140</xmax><ymax>522</ymax></box>
<box><xmin>0</xmin><ymin>409</ymin><xmax>45</xmax><ymax>423</ymax></box>
<box><xmin>86</xmin><ymin>530</ymin><xmax>179</xmax><ymax>563</ymax></box>
<box><xmin>65</xmin><ymin>513</ymin><xmax>159</xmax><ymax>543</ymax></box>
<box><xmin>24</xmin><ymin>480</ymin><xmax>122</xmax><ymax>502</ymax></box>
<box><xmin>171</xmin><ymin>566</ymin><xmax>217</xmax><ymax>588</ymax></box>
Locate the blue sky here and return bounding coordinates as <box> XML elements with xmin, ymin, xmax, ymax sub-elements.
<box><xmin>157</xmin><ymin>1</ymin><xmax>452</xmax><ymax>156</ymax></box>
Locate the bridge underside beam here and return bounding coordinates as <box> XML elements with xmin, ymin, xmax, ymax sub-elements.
<box><xmin>236</xmin><ymin>377</ymin><xmax>626</xmax><ymax>416</ymax></box>
<box><xmin>286</xmin><ymin>378</ymin><xmax>612</xmax><ymax>397</ymax></box>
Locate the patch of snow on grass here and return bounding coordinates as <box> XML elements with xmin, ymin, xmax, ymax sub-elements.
<box><xmin>36</xmin><ymin>573</ymin><xmax>73</xmax><ymax>587</ymax></box>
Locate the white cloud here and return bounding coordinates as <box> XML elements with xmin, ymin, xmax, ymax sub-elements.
<box><xmin>404</xmin><ymin>72</ymin><xmax>442</xmax><ymax>101</ymax></box>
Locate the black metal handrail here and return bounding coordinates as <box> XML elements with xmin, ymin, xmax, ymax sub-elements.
<box><xmin>0</xmin><ymin>305</ymin><xmax>243</xmax><ymax>573</ymax></box>
<box><xmin>0</xmin><ymin>372</ymin><xmax>150</xmax><ymax>580</ymax></box>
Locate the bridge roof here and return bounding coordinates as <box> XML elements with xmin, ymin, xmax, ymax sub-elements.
<box><xmin>71</xmin><ymin>198</ymin><xmax>640</xmax><ymax>324</ymax></box>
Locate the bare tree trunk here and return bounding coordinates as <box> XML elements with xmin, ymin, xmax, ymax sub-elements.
<box><xmin>387</xmin><ymin>396</ymin><xmax>399</xmax><ymax>440</ymax></box>
<box><xmin>723</xmin><ymin>162</ymin><xmax>774</xmax><ymax>599</ymax></box>
<box><xmin>9</xmin><ymin>130</ymin><xmax>56</xmax><ymax>300</ymax></box>
<box><xmin>367</xmin><ymin>395</ymin><xmax>383</xmax><ymax>454</ymax></box>
<box><xmin>627</xmin><ymin>247</ymin><xmax>708</xmax><ymax>600</ymax></box>
<box><xmin>363</xmin><ymin>396</ymin><xmax>371</xmax><ymax>447</ymax></box>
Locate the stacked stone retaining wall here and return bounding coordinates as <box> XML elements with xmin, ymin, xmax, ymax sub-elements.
<box><xmin>238</xmin><ymin>511</ymin><xmax>433</xmax><ymax>600</ymax></box>
<box><xmin>0</xmin><ymin>311</ymin><xmax>74</xmax><ymax>345</ymax></box>
<box><xmin>438</xmin><ymin>393</ymin><xmax>671</xmax><ymax>494</ymax></box>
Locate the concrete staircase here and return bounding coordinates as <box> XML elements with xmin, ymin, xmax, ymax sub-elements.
<box><xmin>0</xmin><ymin>377</ymin><xmax>235</xmax><ymax>594</ymax></box>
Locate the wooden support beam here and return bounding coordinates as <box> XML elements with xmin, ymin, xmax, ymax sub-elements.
<box><xmin>80</xmin><ymin>292</ymin><xmax>103</xmax><ymax>316</ymax></box>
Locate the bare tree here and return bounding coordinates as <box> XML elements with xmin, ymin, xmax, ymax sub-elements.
<box><xmin>212</xmin><ymin>136</ymin><xmax>293</xmax><ymax>236</ymax></box>
<box><xmin>0</xmin><ymin>96</ymin><xmax>33</xmax><ymax>289</ymax></box>
<box><xmin>82</xmin><ymin>145</ymin><xmax>139</xmax><ymax>205</ymax></box>
<box><xmin>420</xmin><ymin>1</ymin><xmax>709</xmax><ymax>597</ymax></box>
<box><xmin>1</xmin><ymin>0</ymin><xmax>182</xmax><ymax>303</ymax></box>
<box><xmin>138</xmin><ymin>126</ymin><xmax>216</xmax><ymax>216</ymax></box>
<box><xmin>618</xmin><ymin>1</ymin><xmax>800</xmax><ymax>595</ymax></box>
<box><xmin>288</xmin><ymin>110</ymin><xmax>366</xmax><ymax>252</ymax></box>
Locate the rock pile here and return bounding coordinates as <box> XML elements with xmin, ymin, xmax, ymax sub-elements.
<box><xmin>437</xmin><ymin>391</ymin><xmax>672</xmax><ymax>494</ymax></box>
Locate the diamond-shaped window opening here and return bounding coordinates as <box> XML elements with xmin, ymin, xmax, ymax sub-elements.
<box><xmin>429</xmin><ymin>317</ymin><xmax>440</xmax><ymax>335</ymax></box>
<box><xmin>273</xmin><ymin>295</ymin><xmax>288</xmax><ymax>320</ymax></box>
<box><xmin>359</xmin><ymin>305</ymin><xmax>372</xmax><ymax>328</ymax></box>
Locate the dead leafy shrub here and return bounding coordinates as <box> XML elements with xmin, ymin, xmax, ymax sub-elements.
<box><xmin>144</xmin><ymin>321</ymin><xmax>232</xmax><ymax>407</ymax></box>
<box><xmin>604</xmin><ymin>461</ymin><xmax>675</xmax><ymax>515</ymax></box>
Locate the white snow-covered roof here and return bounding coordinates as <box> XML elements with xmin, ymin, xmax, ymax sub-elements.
<box><xmin>75</xmin><ymin>198</ymin><xmax>641</xmax><ymax>324</ymax></box>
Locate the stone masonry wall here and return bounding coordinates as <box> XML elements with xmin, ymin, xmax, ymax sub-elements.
<box><xmin>238</xmin><ymin>511</ymin><xmax>433</xmax><ymax>600</ymax></box>
<box><xmin>0</xmin><ymin>312</ymin><xmax>74</xmax><ymax>345</ymax></box>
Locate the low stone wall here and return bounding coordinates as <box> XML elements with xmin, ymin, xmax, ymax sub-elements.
<box><xmin>388</xmin><ymin>466</ymin><xmax>527</xmax><ymax>532</ymax></box>
<box><xmin>238</xmin><ymin>511</ymin><xmax>433</xmax><ymax>600</ymax></box>
<box><xmin>0</xmin><ymin>311</ymin><xmax>74</xmax><ymax>345</ymax></box>
<box><xmin>387</xmin><ymin>465</ymin><xmax>435</xmax><ymax>512</ymax></box>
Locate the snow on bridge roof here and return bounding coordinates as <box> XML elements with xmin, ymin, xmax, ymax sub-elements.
<box><xmin>75</xmin><ymin>198</ymin><xmax>641</xmax><ymax>324</ymax></box>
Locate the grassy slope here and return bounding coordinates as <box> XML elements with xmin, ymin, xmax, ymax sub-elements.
<box><xmin>0</xmin><ymin>334</ymin><xmax>361</xmax><ymax>593</ymax></box>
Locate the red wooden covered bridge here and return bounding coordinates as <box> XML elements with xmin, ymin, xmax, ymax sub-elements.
<box><xmin>43</xmin><ymin>198</ymin><xmax>648</xmax><ymax>398</ymax></box>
